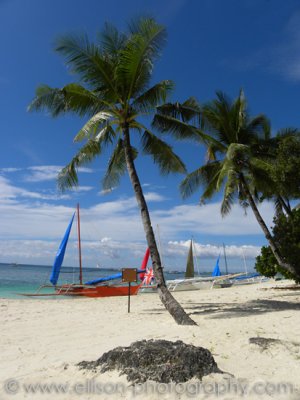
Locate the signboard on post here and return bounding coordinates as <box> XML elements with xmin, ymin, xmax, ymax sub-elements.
<box><xmin>122</xmin><ymin>268</ymin><xmax>138</xmax><ymax>313</ymax></box>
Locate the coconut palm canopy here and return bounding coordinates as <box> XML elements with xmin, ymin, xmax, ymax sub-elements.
<box><xmin>28</xmin><ymin>19</ymin><xmax>201</xmax><ymax>190</ymax></box>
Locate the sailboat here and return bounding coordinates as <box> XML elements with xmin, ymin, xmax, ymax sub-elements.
<box><xmin>166</xmin><ymin>240</ymin><xmax>213</xmax><ymax>291</ymax></box>
<box><xmin>22</xmin><ymin>205</ymin><xmax>149</xmax><ymax>297</ymax></box>
<box><xmin>166</xmin><ymin>240</ymin><xmax>239</xmax><ymax>292</ymax></box>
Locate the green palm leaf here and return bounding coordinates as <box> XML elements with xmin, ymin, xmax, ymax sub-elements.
<box><xmin>98</xmin><ymin>22</ymin><xmax>127</xmax><ymax>58</ymax></box>
<box><xmin>132</xmin><ymin>80</ymin><xmax>174</xmax><ymax>113</ymax></box>
<box><xmin>73</xmin><ymin>111</ymin><xmax>114</xmax><ymax>141</ymax></box>
<box><xmin>55</xmin><ymin>34</ymin><xmax>119</xmax><ymax>100</ymax></box>
<box><xmin>157</xmin><ymin>97</ymin><xmax>201</xmax><ymax>124</ymax></box>
<box><xmin>58</xmin><ymin>139</ymin><xmax>102</xmax><ymax>191</ymax></box>
<box><xmin>102</xmin><ymin>139</ymin><xmax>138</xmax><ymax>190</ymax></box>
<box><xmin>180</xmin><ymin>162</ymin><xmax>222</xmax><ymax>199</ymax></box>
<box><xmin>142</xmin><ymin>130</ymin><xmax>186</xmax><ymax>175</ymax></box>
<box><xmin>28</xmin><ymin>85</ymin><xmax>66</xmax><ymax>116</ymax></box>
<box><xmin>118</xmin><ymin>18</ymin><xmax>166</xmax><ymax>100</ymax></box>
<box><xmin>28</xmin><ymin>83</ymin><xmax>107</xmax><ymax>117</ymax></box>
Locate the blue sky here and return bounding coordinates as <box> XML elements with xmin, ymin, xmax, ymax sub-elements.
<box><xmin>0</xmin><ymin>0</ymin><xmax>299</xmax><ymax>272</ymax></box>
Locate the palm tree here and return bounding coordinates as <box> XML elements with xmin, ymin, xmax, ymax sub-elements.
<box><xmin>28</xmin><ymin>18</ymin><xmax>196</xmax><ymax>325</ymax></box>
<box><xmin>177</xmin><ymin>91</ymin><xmax>299</xmax><ymax>279</ymax></box>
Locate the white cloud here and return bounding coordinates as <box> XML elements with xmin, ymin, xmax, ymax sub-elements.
<box><xmin>0</xmin><ymin>175</ymin><xmax>70</xmax><ymax>202</ymax></box>
<box><xmin>166</xmin><ymin>240</ymin><xmax>260</xmax><ymax>259</ymax></box>
<box><xmin>152</xmin><ymin>202</ymin><xmax>274</xmax><ymax>237</ymax></box>
<box><xmin>0</xmin><ymin>168</ymin><xmax>22</xmax><ymax>173</ymax></box>
<box><xmin>144</xmin><ymin>192</ymin><xmax>166</xmax><ymax>202</ymax></box>
<box><xmin>24</xmin><ymin>165</ymin><xmax>94</xmax><ymax>183</ymax></box>
<box><xmin>69</xmin><ymin>186</ymin><xmax>93</xmax><ymax>193</ymax></box>
<box><xmin>99</xmin><ymin>187</ymin><xmax>116</xmax><ymax>196</ymax></box>
<box><xmin>25</xmin><ymin>166</ymin><xmax>62</xmax><ymax>182</ymax></box>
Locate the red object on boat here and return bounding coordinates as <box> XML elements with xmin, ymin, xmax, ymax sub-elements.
<box><xmin>56</xmin><ymin>283</ymin><xmax>142</xmax><ymax>297</ymax></box>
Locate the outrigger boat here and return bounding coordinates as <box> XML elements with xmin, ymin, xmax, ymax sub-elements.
<box><xmin>21</xmin><ymin>205</ymin><xmax>149</xmax><ymax>297</ymax></box>
<box><xmin>166</xmin><ymin>240</ymin><xmax>241</xmax><ymax>292</ymax></box>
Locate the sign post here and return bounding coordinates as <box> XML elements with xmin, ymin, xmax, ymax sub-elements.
<box><xmin>122</xmin><ymin>268</ymin><xmax>138</xmax><ymax>313</ymax></box>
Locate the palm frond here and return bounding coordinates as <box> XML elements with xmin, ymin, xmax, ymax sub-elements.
<box><xmin>141</xmin><ymin>130</ymin><xmax>186</xmax><ymax>175</ymax></box>
<box><xmin>28</xmin><ymin>85</ymin><xmax>67</xmax><ymax>116</ymax></box>
<box><xmin>102</xmin><ymin>139</ymin><xmax>138</xmax><ymax>190</ymax></box>
<box><xmin>220</xmin><ymin>190</ymin><xmax>235</xmax><ymax>216</ymax></box>
<box><xmin>55</xmin><ymin>34</ymin><xmax>118</xmax><ymax>99</ymax></box>
<box><xmin>28</xmin><ymin>83</ymin><xmax>107</xmax><ymax>117</ymax></box>
<box><xmin>98</xmin><ymin>22</ymin><xmax>127</xmax><ymax>58</ymax></box>
<box><xmin>216</xmin><ymin>159</ymin><xmax>235</xmax><ymax>191</ymax></box>
<box><xmin>118</xmin><ymin>18</ymin><xmax>166</xmax><ymax>99</ymax></box>
<box><xmin>58</xmin><ymin>139</ymin><xmax>102</xmax><ymax>191</ymax></box>
<box><xmin>180</xmin><ymin>162</ymin><xmax>221</xmax><ymax>199</ymax></box>
<box><xmin>61</xmin><ymin>83</ymin><xmax>109</xmax><ymax>116</ymax></box>
<box><xmin>156</xmin><ymin>97</ymin><xmax>201</xmax><ymax>124</ymax></box>
<box><xmin>73</xmin><ymin>111</ymin><xmax>114</xmax><ymax>141</ymax></box>
<box><xmin>152</xmin><ymin>114</ymin><xmax>203</xmax><ymax>142</ymax></box>
<box><xmin>132</xmin><ymin>80</ymin><xmax>174</xmax><ymax>113</ymax></box>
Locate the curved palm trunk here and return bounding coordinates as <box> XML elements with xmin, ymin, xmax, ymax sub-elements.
<box><xmin>122</xmin><ymin>127</ymin><xmax>196</xmax><ymax>325</ymax></box>
<box><xmin>278</xmin><ymin>196</ymin><xmax>292</xmax><ymax>217</ymax></box>
<box><xmin>240</xmin><ymin>174</ymin><xmax>299</xmax><ymax>278</ymax></box>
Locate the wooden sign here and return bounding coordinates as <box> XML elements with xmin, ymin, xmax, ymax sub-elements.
<box><xmin>121</xmin><ymin>268</ymin><xmax>138</xmax><ymax>313</ymax></box>
<box><xmin>122</xmin><ymin>268</ymin><xmax>138</xmax><ymax>283</ymax></box>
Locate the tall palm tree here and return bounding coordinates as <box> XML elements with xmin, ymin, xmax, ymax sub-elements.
<box><xmin>177</xmin><ymin>91</ymin><xmax>299</xmax><ymax>279</ymax></box>
<box><xmin>28</xmin><ymin>18</ymin><xmax>196</xmax><ymax>325</ymax></box>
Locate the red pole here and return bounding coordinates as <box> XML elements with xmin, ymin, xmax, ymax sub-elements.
<box><xmin>77</xmin><ymin>203</ymin><xmax>83</xmax><ymax>285</ymax></box>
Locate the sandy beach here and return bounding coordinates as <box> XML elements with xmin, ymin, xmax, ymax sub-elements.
<box><xmin>1</xmin><ymin>280</ymin><xmax>300</xmax><ymax>399</ymax></box>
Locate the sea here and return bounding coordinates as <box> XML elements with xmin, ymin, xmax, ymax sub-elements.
<box><xmin>0</xmin><ymin>263</ymin><xmax>196</xmax><ymax>299</ymax></box>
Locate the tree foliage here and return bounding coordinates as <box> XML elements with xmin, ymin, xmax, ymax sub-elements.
<box><xmin>255</xmin><ymin>246</ymin><xmax>279</xmax><ymax>278</ymax></box>
<box><xmin>255</xmin><ymin>209</ymin><xmax>300</xmax><ymax>283</ymax></box>
<box><xmin>270</xmin><ymin>134</ymin><xmax>300</xmax><ymax>200</ymax></box>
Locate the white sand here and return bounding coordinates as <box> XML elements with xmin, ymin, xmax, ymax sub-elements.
<box><xmin>0</xmin><ymin>280</ymin><xmax>300</xmax><ymax>399</ymax></box>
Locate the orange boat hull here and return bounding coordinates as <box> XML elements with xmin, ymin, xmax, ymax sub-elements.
<box><xmin>56</xmin><ymin>284</ymin><xmax>141</xmax><ymax>298</ymax></box>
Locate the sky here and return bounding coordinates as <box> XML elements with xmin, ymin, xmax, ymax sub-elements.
<box><xmin>0</xmin><ymin>0</ymin><xmax>299</xmax><ymax>273</ymax></box>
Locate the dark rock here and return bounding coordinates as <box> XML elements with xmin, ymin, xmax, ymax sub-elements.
<box><xmin>78</xmin><ymin>339</ymin><xmax>222</xmax><ymax>384</ymax></box>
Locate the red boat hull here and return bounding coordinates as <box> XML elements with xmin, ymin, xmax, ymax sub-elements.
<box><xmin>56</xmin><ymin>284</ymin><xmax>141</xmax><ymax>298</ymax></box>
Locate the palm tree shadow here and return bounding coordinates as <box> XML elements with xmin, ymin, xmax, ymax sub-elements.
<box><xmin>184</xmin><ymin>299</ymin><xmax>300</xmax><ymax>319</ymax></box>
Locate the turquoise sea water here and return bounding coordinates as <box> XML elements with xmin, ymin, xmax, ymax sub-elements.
<box><xmin>0</xmin><ymin>263</ymin><xmax>193</xmax><ymax>299</ymax></box>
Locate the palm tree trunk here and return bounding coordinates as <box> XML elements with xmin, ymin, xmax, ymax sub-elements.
<box><xmin>239</xmin><ymin>174</ymin><xmax>298</xmax><ymax>277</ymax></box>
<box><xmin>122</xmin><ymin>127</ymin><xmax>196</xmax><ymax>325</ymax></box>
<box><xmin>278</xmin><ymin>196</ymin><xmax>292</xmax><ymax>217</ymax></box>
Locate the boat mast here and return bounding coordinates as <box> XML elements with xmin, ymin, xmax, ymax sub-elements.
<box><xmin>242</xmin><ymin>248</ymin><xmax>248</xmax><ymax>275</ymax></box>
<box><xmin>77</xmin><ymin>203</ymin><xmax>83</xmax><ymax>285</ymax></box>
<box><xmin>222</xmin><ymin>243</ymin><xmax>228</xmax><ymax>275</ymax></box>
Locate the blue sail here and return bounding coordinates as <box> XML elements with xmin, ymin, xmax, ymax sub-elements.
<box><xmin>50</xmin><ymin>213</ymin><xmax>75</xmax><ymax>285</ymax></box>
<box><xmin>212</xmin><ymin>255</ymin><xmax>221</xmax><ymax>276</ymax></box>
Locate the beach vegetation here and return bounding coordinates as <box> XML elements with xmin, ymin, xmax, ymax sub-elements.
<box><xmin>256</xmin><ymin>209</ymin><xmax>300</xmax><ymax>282</ymax></box>
<box><xmin>28</xmin><ymin>17</ymin><xmax>196</xmax><ymax>325</ymax></box>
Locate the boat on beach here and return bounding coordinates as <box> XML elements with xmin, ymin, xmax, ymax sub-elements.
<box><xmin>21</xmin><ymin>205</ymin><xmax>149</xmax><ymax>298</ymax></box>
<box><xmin>166</xmin><ymin>240</ymin><xmax>240</xmax><ymax>292</ymax></box>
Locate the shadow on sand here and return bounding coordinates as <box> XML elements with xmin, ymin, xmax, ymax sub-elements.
<box><xmin>183</xmin><ymin>298</ymin><xmax>300</xmax><ymax>319</ymax></box>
